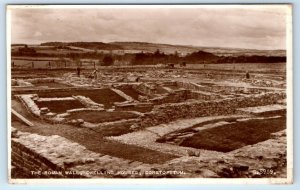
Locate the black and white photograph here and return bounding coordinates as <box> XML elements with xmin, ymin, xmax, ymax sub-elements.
<box><xmin>7</xmin><ymin>5</ymin><xmax>292</xmax><ymax>183</ymax></box>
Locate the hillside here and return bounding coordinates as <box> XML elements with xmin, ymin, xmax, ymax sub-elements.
<box><xmin>109</xmin><ymin>41</ymin><xmax>200</xmax><ymax>55</ymax></box>
<box><xmin>110</xmin><ymin>42</ymin><xmax>286</xmax><ymax>57</ymax></box>
<box><xmin>41</xmin><ymin>42</ymin><xmax>123</xmax><ymax>50</ymax></box>
<box><xmin>12</xmin><ymin>41</ymin><xmax>286</xmax><ymax>58</ymax></box>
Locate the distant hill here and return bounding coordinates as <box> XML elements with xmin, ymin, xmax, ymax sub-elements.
<box><xmin>13</xmin><ymin>41</ymin><xmax>286</xmax><ymax>57</ymax></box>
<box><xmin>40</xmin><ymin>42</ymin><xmax>123</xmax><ymax>50</ymax></box>
<box><xmin>200</xmin><ymin>47</ymin><xmax>286</xmax><ymax>57</ymax></box>
<box><xmin>110</xmin><ymin>42</ymin><xmax>286</xmax><ymax>57</ymax></box>
<box><xmin>109</xmin><ymin>41</ymin><xmax>200</xmax><ymax>55</ymax></box>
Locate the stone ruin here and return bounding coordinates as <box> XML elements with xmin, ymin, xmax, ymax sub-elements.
<box><xmin>10</xmin><ymin>69</ymin><xmax>288</xmax><ymax>178</ymax></box>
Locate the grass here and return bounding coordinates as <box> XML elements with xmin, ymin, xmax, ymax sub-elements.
<box><xmin>35</xmin><ymin>100</ymin><xmax>84</xmax><ymax>113</ymax></box>
<box><xmin>38</xmin><ymin>88</ymin><xmax>125</xmax><ymax>108</ymax></box>
<box><xmin>37</xmin><ymin>49</ymin><xmax>82</xmax><ymax>54</ymax></box>
<box><xmin>180</xmin><ymin>117</ymin><xmax>286</xmax><ymax>152</ymax></box>
<box><xmin>117</xmin><ymin>105</ymin><xmax>153</xmax><ymax>113</ymax></box>
<box><xmin>12</xmin><ymin>60</ymin><xmax>50</xmax><ymax>69</ymax></box>
<box><xmin>186</xmin><ymin>63</ymin><xmax>286</xmax><ymax>73</ymax></box>
<box><xmin>128</xmin><ymin>106</ymin><xmax>153</xmax><ymax>113</ymax></box>
<box><xmin>34</xmin><ymin>82</ymin><xmax>71</xmax><ymax>88</ymax></box>
<box><xmin>12</xmin><ymin>69</ymin><xmax>73</xmax><ymax>79</ymax></box>
<box><xmin>67</xmin><ymin>111</ymin><xmax>138</xmax><ymax>123</ymax></box>
<box><xmin>93</xmin><ymin>123</ymin><xmax>134</xmax><ymax>136</ymax></box>
<box><xmin>157</xmin><ymin>117</ymin><xmax>239</xmax><ymax>143</ymax></box>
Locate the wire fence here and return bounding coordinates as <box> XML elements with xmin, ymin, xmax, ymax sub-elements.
<box><xmin>11</xmin><ymin>60</ymin><xmax>100</xmax><ymax>69</ymax></box>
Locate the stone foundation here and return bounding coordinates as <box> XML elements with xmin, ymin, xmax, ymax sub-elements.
<box><xmin>11</xmin><ymin>128</ymin><xmax>132</xmax><ymax>178</ymax></box>
<box><xmin>176</xmin><ymin>81</ymin><xmax>275</xmax><ymax>95</ymax></box>
<box><xmin>138</xmin><ymin>92</ymin><xmax>286</xmax><ymax>128</ymax></box>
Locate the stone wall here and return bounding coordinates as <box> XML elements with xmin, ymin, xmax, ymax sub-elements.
<box><xmin>176</xmin><ymin>81</ymin><xmax>204</xmax><ymax>91</ymax></box>
<box><xmin>17</xmin><ymin>94</ymin><xmax>41</xmax><ymax>116</ymax></box>
<box><xmin>12</xmin><ymin>86</ymin><xmax>88</xmax><ymax>95</ymax></box>
<box><xmin>12</xmin><ymin>140</ymin><xmax>66</xmax><ymax>178</ymax></box>
<box><xmin>73</xmin><ymin>95</ymin><xmax>104</xmax><ymax>109</ymax></box>
<box><xmin>111</xmin><ymin>88</ymin><xmax>135</xmax><ymax>102</ymax></box>
<box><xmin>149</xmin><ymin>89</ymin><xmax>190</xmax><ymax>105</ymax></box>
<box><xmin>176</xmin><ymin>81</ymin><xmax>274</xmax><ymax>95</ymax></box>
<box><xmin>161</xmin><ymin>81</ymin><xmax>177</xmax><ymax>86</ymax></box>
<box><xmin>133</xmin><ymin>83</ymin><xmax>159</xmax><ymax>97</ymax></box>
<box><xmin>148</xmin><ymin>89</ymin><xmax>219</xmax><ymax>105</ymax></box>
<box><xmin>12</xmin><ymin>127</ymin><xmax>177</xmax><ymax>178</ymax></box>
<box><xmin>11</xmin><ymin>128</ymin><xmax>92</xmax><ymax>178</ymax></box>
<box><xmin>11</xmin><ymin>128</ymin><xmax>134</xmax><ymax>178</ymax></box>
<box><xmin>206</xmin><ymin>85</ymin><xmax>273</xmax><ymax>95</ymax></box>
<box><xmin>26</xmin><ymin>78</ymin><xmax>59</xmax><ymax>84</ymax></box>
<box><xmin>138</xmin><ymin>92</ymin><xmax>286</xmax><ymax>128</ymax></box>
<box><xmin>188</xmin><ymin>91</ymin><xmax>221</xmax><ymax>101</ymax></box>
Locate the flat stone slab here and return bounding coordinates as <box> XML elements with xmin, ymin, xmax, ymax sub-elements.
<box><xmin>237</xmin><ymin>104</ymin><xmax>286</xmax><ymax>115</ymax></box>
<box><xmin>194</xmin><ymin>121</ymin><xmax>230</xmax><ymax>132</ymax></box>
<box><xmin>11</xmin><ymin>109</ymin><xmax>34</xmax><ymax>127</ymax></box>
<box><xmin>37</xmin><ymin>97</ymin><xmax>75</xmax><ymax>102</ymax></box>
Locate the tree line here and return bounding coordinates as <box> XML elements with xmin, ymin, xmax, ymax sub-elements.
<box><xmin>12</xmin><ymin>45</ymin><xmax>286</xmax><ymax>66</ymax></box>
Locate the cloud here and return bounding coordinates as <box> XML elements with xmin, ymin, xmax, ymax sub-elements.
<box><xmin>9</xmin><ymin>5</ymin><xmax>289</xmax><ymax>50</ymax></box>
<box><xmin>34</xmin><ymin>31</ymin><xmax>42</xmax><ymax>37</ymax></box>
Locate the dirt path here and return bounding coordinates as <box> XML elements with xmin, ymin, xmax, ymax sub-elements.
<box><xmin>11</xmin><ymin>99</ymin><xmax>177</xmax><ymax>164</ymax></box>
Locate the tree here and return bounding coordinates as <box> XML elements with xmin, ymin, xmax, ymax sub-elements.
<box><xmin>154</xmin><ymin>49</ymin><xmax>161</xmax><ymax>56</ymax></box>
<box><xmin>102</xmin><ymin>55</ymin><xmax>114</xmax><ymax>66</ymax></box>
<box><xmin>174</xmin><ymin>51</ymin><xmax>178</xmax><ymax>57</ymax></box>
<box><xmin>18</xmin><ymin>45</ymin><xmax>36</xmax><ymax>56</ymax></box>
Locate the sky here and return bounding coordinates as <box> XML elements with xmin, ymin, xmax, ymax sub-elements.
<box><xmin>9</xmin><ymin>5</ymin><xmax>290</xmax><ymax>50</ymax></box>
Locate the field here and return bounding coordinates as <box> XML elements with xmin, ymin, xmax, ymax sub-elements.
<box><xmin>67</xmin><ymin>111</ymin><xmax>139</xmax><ymax>123</ymax></box>
<box><xmin>33</xmin><ymin>82</ymin><xmax>71</xmax><ymax>88</ymax></box>
<box><xmin>11</xmin><ymin>58</ymin><xmax>80</xmax><ymax>69</ymax></box>
<box><xmin>186</xmin><ymin>62</ymin><xmax>286</xmax><ymax>72</ymax></box>
<box><xmin>12</xmin><ymin>57</ymin><xmax>287</xmax><ymax>73</ymax></box>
